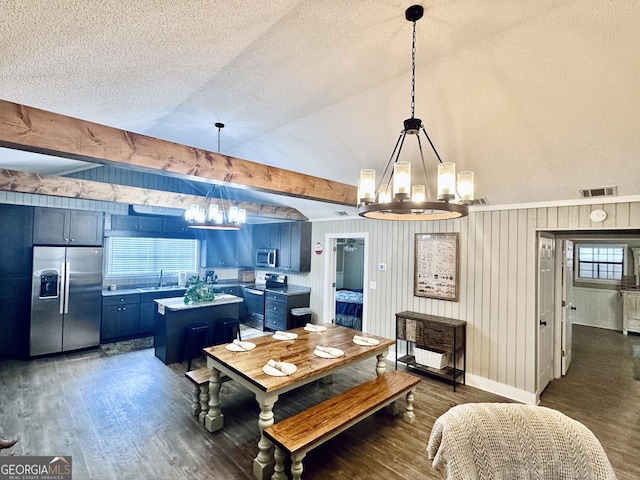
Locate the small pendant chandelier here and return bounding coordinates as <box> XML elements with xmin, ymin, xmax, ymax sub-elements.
<box><xmin>185</xmin><ymin>123</ymin><xmax>247</xmax><ymax>230</ymax></box>
<box><xmin>358</xmin><ymin>5</ymin><xmax>474</xmax><ymax>221</ymax></box>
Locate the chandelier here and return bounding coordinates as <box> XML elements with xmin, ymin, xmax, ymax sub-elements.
<box><xmin>358</xmin><ymin>5</ymin><xmax>474</xmax><ymax>221</ymax></box>
<box><xmin>185</xmin><ymin>123</ymin><xmax>247</xmax><ymax>230</ymax></box>
<box><xmin>343</xmin><ymin>239</ymin><xmax>358</xmax><ymax>253</ymax></box>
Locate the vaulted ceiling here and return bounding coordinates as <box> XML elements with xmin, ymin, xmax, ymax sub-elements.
<box><xmin>1</xmin><ymin>1</ymin><xmax>639</xmax><ymax>220</ymax></box>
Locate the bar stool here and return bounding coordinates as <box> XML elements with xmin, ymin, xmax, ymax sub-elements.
<box><xmin>181</xmin><ymin>323</ymin><xmax>209</xmax><ymax>371</ymax></box>
<box><xmin>219</xmin><ymin>317</ymin><xmax>242</xmax><ymax>344</ymax></box>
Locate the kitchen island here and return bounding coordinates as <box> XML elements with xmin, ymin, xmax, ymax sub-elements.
<box><xmin>154</xmin><ymin>294</ymin><xmax>243</xmax><ymax>365</ymax></box>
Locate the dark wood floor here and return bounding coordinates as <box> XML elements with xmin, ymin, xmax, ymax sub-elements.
<box><xmin>0</xmin><ymin>324</ymin><xmax>638</xmax><ymax>479</ymax></box>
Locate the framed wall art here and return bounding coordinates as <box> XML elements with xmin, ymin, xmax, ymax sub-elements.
<box><xmin>414</xmin><ymin>232</ymin><xmax>459</xmax><ymax>301</ymax></box>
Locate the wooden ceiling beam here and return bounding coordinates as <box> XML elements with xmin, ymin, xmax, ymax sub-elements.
<box><xmin>0</xmin><ymin>99</ymin><xmax>358</xmax><ymax>206</ymax></box>
<box><xmin>0</xmin><ymin>169</ymin><xmax>308</xmax><ymax>221</ymax></box>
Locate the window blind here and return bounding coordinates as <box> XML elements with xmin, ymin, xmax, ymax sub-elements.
<box><xmin>106</xmin><ymin>237</ymin><xmax>199</xmax><ymax>276</ymax></box>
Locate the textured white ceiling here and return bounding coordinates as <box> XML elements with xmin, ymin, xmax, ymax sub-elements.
<box><xmin>1</xmin><ymin>0</ymin><xmax>639</xmax><ymax>219</ymax></box>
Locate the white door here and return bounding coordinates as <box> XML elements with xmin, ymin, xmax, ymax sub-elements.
<box><xmin>562</xmin><ymin>240</ymin><xmax>575</xmax><ymax>375</ymax></box>
<box><xmin>538</xmin><ymin>235</ymin><xmax>555</xmax><ymax>392</ymax></box>
<box><xmin>323</xmin><ymin>238</ymin><xmax>339</xmax><ymax>324</ymax></box>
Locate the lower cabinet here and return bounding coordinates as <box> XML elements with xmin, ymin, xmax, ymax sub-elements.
<box><xmin>139</xmin><ymin>289</ymin><xmax>187</xmax><ymax>336</ymax></box>
<box><xmin>139</xmin><ymin>301</ymin><xmax>156</xmax><ymax>336</ymax></box>
<box><xmin>264</xmin><ymin>291</ymin><xmax>310</xmax><ymax>331</ymax></box>
<box><xmin>101</xmin><ymin>295</ymin><xmax>141</xmax><ymax>341</ymax></box>
<box><xmin>622</xmin><ymin>290</ymin><xmax>640</xmax><ymax>335</ymax></box>
<box><xmin>102</xmin><ymin>291</ymin><xmax>189</xmax><ymax>341</ymax></box>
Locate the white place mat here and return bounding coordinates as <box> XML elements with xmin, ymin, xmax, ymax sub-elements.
<box><xmin>226</xmin><ymin>341</ymin><xmax>256</xmax><ymax>352</ymax></box>
<box><xmin>353</xmin><ymin>336</ymin><xmax>380</xmax><ymax>346</ymax></box>
<box><xmin>314</xmin><ymin>346</ymin><xmax>344</xmax><ymax>358</ymax></box>
<box><xmin>262</xmin><ymin>362</ymin><xmax>297</xmax><ymax>376</ymax></box>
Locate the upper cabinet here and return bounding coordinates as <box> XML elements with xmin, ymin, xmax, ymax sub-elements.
<box><xmin>33</xmin><ymin>207</ymin><xmax>103</xmax><ymax>246</ymax></box>
<box><xmin>253</xmin><ymin>223</ymin><xmax>279</xmax><ymax>249</ymax></box>
<box><xmin>252</xmin><ymin>222</ymin><xmax>311</xmax><ymax>272</ymax></box>
<box><xmin>201</xmin><ymin>226</ymin><xmax>254</xmax><ymax>268</ymax></box>
<box><xmin>109</xmin><ymin>214</ymin><xmax>163</xmax><ymax>233</ymax></box>
<box><xmin>201</xmin><ymin>230</ymin><xmax>235</xmax><ymax>268</ymax></box>
<box><xmin>236</xmin><ymin>227</ymin><xmax>254</xmax><ymax>267</ymax></box>
<box><xmin>278</xmin><ymin>222</ymin><xmax>311</xmax><ymax>272</ymax></box>
<box><xmin>104</xmin><ymin>214</ymin><xmax>197</xmax><ymax>239</ymax></box>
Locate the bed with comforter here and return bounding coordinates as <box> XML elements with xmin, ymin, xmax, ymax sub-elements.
<box><xmin>334</xmin><ymin>289</ymin><xmax>363</xmax><ymax>330</ymax></box>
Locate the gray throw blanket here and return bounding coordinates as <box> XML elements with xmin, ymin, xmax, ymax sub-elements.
<box><xmin>427</xmin><ymin>403</ymin><xmax>616</xmax><ymax>480</ymax></box>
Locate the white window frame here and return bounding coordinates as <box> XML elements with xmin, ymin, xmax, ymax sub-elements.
<box><xmin>574</xmin><ymin>243</ymin><xmax>626</xmax><ymax>285</ymax></box>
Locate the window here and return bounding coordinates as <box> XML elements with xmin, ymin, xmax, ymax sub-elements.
<box><xmin>106</xmin><ymin>237</ymin><xmax>199</xmax><ymax>277</ymax></box>
<box><xmin>576</xmin><ymin>244</ymin><xmax>625</xmax><ymax>283</ymax></box>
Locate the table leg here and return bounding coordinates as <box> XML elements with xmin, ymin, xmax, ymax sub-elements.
<box><xmin>403</xmin><ymin>389</ymin><xmax>416</xmax><ymax>423</ymax></box>
<box><xmin>253</xmin><ymin>392</ymin><xmax>279</xmax><ymax>480</ymax></box>
<box><xmin>204</xmin><ymin>366</ymin><xmax>224</xmax><ymax>432</ymax></box>
<box><xmin>376</xmin><ymin>347</ymin><xmax>389</xmax><ymax>376</ymax></box>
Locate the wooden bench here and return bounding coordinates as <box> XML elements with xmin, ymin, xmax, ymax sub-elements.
<box><xmin>185</xmin><ymin>367</ymin><xmax>229</xmax><ymax>424</ymax></box>
<box><xmin>185</xmin><ymin>367</ymin><xmax>212</xmax><ymax>423</ymax></box>
<box><xmin>263</xmin><ymin>370</ymin><xmax>421</xmax><ymax>480</ymax></box>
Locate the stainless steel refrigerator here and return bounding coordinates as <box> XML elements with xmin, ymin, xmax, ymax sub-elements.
<box><xmin>30</xmin><ymin>246</ymin><xmax>103</xmax><ymax>356</ymax></box>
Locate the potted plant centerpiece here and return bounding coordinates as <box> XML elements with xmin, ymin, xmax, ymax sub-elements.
<box><xmin>184</xmin><ymin>276</ymin><xmax>216</xmax><ymax>304</ymax></box>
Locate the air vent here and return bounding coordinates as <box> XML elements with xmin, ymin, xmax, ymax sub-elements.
<box><xmin>579</xmin><ymin>186</ymin><xmax>617</xmax><ymax>198</ymax></box>
<box><xmin>334</xmin><ymin>211</ymin><xmax>350</xmax><ymax>216</ymax></box>
<box><xmin>472</xmin><ymin>197</ymin><xmax>488</xmax><ymax>205</ymax></box>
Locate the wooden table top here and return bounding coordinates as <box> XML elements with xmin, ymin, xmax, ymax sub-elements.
<box><xmin>203</xmin><ymin>324</ymin><xmax>395</xmax><ymax>393</ymax></box>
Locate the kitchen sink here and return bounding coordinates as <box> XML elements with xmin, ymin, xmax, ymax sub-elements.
<box><xmin>137</xmin><ymin>286</ymin><xmax>186</xmax><ymax>292</ymax></box>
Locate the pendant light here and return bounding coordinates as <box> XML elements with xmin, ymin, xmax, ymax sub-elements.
<box><xmin>185</xmin><ymin>123</ymin><xmax>247</xmax><ymax>229</ymax></box>
<box><xmin>358</xmin><ymin>5</ymin><xmax>474</xmax><ymax>221</ymax></box>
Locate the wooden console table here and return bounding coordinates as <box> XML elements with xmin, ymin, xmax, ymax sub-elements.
<box><xmin>395</xmin><ymin>311</ymin><xmax>466</xmax><ymax>391</ymax></box>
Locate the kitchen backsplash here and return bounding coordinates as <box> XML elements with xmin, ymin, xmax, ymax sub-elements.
<box><xmin>103</xmin><ymin>267</ymin><xmax>253</xmax><ymax>289</ymax></box>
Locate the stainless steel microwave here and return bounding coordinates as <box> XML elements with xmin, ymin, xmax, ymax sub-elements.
<box><xmin>256</xmin><ymin>248</ymin><xmax>277</xmax><ymax>268</ymax></box>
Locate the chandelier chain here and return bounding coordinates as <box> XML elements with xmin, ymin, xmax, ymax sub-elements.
<box><xmin>410</xmin><ymin>19</ymin><xmax>417</xmax><ymax>119</ymax></box>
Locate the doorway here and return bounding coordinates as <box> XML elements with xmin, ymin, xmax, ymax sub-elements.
<box><xmin>542</xmin><ymin>230</ymin><xmax>640</xmax><ymax>397</ymax></box>
<box><xmin>322</xmin><ymin>233</ymin><xmax>368</xmax><ymax>331</ymax></box>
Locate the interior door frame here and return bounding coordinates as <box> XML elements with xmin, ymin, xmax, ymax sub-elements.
<box><xmin>322</xmin><ymin>232</ymin><xmax>369</xmax><ymax>330</ymax></box>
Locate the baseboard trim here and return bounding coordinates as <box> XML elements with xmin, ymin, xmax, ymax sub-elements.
<box><xmin>465</xmin><ymin>373</ymin><xmax>538</xmax><ymax>405</ymax></box>
<box><xmin>386</xmin><ymin>349</ymin><xmax>537</xmax><ymax>404</ymax></box>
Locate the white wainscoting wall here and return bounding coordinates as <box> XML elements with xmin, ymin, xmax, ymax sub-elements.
<box><xmin>572</xmin><ymin>287</ymin><xmax>623</xmax><ymax>330</ymax></box>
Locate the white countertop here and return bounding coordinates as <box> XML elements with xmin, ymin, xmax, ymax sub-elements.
<box><xmin>154</xmin><ymin>294</ymin><xmax>243</xmax><ymax>312</ymax></box>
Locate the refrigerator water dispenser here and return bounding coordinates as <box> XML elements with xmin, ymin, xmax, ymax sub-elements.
<box><xmin>39</xmin><ymin>270</ymin><xmax>59</xmax><ymax>298</ymax></box>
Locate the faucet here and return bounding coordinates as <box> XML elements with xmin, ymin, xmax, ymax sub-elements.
<box><xmin>159</xmin><ymin>269</ymin><xmax>164</xmax><ymax>287</ymax></box>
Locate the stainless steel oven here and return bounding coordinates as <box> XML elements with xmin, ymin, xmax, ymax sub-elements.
<box><xmin>243</xmin><ymin>287</ymin><xmax>265</xmax><ymax>330</ymax></box>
